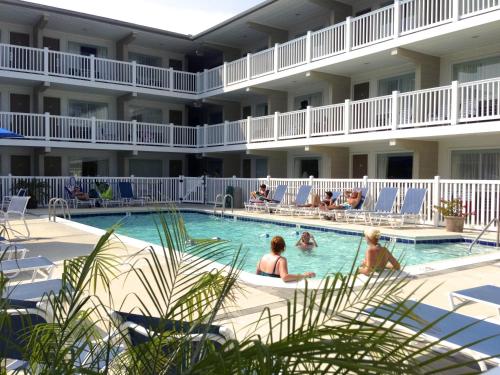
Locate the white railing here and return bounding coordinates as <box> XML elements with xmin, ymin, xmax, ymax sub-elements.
<box><xmin>459</xmin><ymin>78</ymin><xmax>500</xmax><ymax>121</ymax></box>
<box><xmin>96</xmin><ymin>119</ymin><xmax>133</xmax><ymax>144</ymax></box>
<box><xmin>350</xmin><ymin>96</ymin><xmax>392</xmax><ymax>132</ymax></box>
<box><xmin>226</xmin><ymin>58</ymin><xmax>248</xmax><ymax>84</ymax></box>
<box><xmin>311</xmin><ymin>22</ymin><xmax>346</xmax><ymax>60</ymax></box>
<box><xmin>47</xmin><ymin>50</ymin><xmax>90</xmax><ymax>79</ymax></box>
<box><xmin>173</xmin><ymin>126</ymin><xmax>197</xmax><ymax>147</ymax></box>
<box><xmin>173</xmin><ymin>71</ymin><xmax>197</xmax><ymax>93</ymax></box>
<box><xmin>205</xmin><ymin>124</ymin><xmax>225</xmax><ymax>146</ymax></box>
<box><xmin>226</xmin><ymin>120</ymin><xmax>247</xmax><ymax>145</ymax></box>
<box><xmin>460</xmin><ymin>0</ymin><xmax>500</xmax><ymax>17</ymax></box>
<box><xmin>249</xmin><ymin>115</ymin><xmax>275</xmax><ymax>142</ymax></box>
<box><xmin>278</xmin><ymin>36</ymin><xmax>307</xmax><ymax>70</ymax></box>
<box><xmin>250</xmin><ymin>48</ymin><xmax>275</xmax><ymax>78</ymax></box>
<box><xmin>95</xmin><ymin>57</ymin><xmax>133</xmax><ymax>85</ymax></box>
<box><xmin>311</xmin><ymin>104</ymin><xmax>345</xmax><ymax>136</ymax></box>
<box><xmin>204</xmin><ymin>66</ymin><xmax>224</xmax><ymax>91</ymax></box>
<box><xmin>181</xmin><ymin>176</ymin><xmax>205</xmax><ymax>203</ymax></box>
<box><xmin>278</xmin><ymin>110</ymin><xmax>306</xmax><ymax>139</ymax></box>
<box><xmin>399</xmin><ymin>86</ymin><xmax>452</xmax><ymax>127</ymax></box>
<box><xmin>352</xmin><ymin>5</ymin><xmax>394</xmax><ymax>49</ymax></box>
<box><xmin>0</xmin><ymin>44</ymin><xmax>44</xmax><ymax>73</ymax></box>
<box><xmin>136</xmin><ymin>122</ymin><xmax>171</xmax><ymax>146</ymax></box>
<box><xmin>136</xmin><ymin>64</ymin><xmax>169</xmax><ymax>90</ymax></box>
<box><xmin>400</xmin><ymin>0</ymin><xmax>453</xmax><ymax>34</ymax></box>
<box><xmin>51</xmin><ymin>116</ymin><xmax>92</xmax><ymax>141</ymax></box>
<box><xmin>0</xmin><ymin>112</ymin><xmax>45</xmax><ymax>139</ymax></box>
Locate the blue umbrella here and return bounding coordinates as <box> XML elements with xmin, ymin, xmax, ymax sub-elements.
<box><xmin>0</xmin><ymin>128</ymin><xmax>23</xmax><ymax>138</ymax></box>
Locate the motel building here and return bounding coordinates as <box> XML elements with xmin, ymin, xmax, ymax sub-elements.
<box><xmin>0</xmin><ymin>0</ymin><xmax>500</xmax><ymax>182</ymax></box>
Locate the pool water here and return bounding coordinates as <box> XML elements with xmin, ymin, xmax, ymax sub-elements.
<box><xmin>74</xmin><ymin>212</ymin><xmax>497</xmax><ymax>278</ymax></box>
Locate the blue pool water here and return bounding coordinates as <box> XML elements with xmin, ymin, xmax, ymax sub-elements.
<box><xmin>74</xmin><ymin>212</ymin><xmax>497</xmax><ymax>278</ymax></box>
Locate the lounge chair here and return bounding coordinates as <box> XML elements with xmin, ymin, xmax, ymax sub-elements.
<box><xmin>2</xmin><ymin>278</ymin><xmax>63</xmax><ymax>301</ymax></box>
<box><xmin>295</xmin><ymin>191</ymin><xmax>342</xmax><ymax>217</ymax></box>
<box><xmin>274</xmin><ymin>185</ymin><xmax>312</xmax><ymax>215</ymax></box>
<box><xmin>322</xmin><ymin>188</ymin><xmax>369</xmax><ymax>221</ymax></box>
<box><xmin>345</xmin><ymin>187</ymin><xmax>398</xmax><ymax>224</ymax></box>
<box><xmin>367</xmin><ymin>301</ymin><xmax>500</xmax><ymax>371</ymax></box>
<box><xmin>1</xmin><ymin>188</ymin><xmax>27</xmax><ymax>211</ymax></box>
<box><xmin>0</xmin><ymin>256</ymin><xmax>55</xmax><ymax>281</ymax></box>
<box><xmin>64</xmin><ymin>186</ymin><xmax>96</xmax><ymax>209</ymax></box>
<box><xmin>369</xmin><ymin>188</ymin><xmax>427</xmax><ymax>228</ymax></box>
<box><xmin>0</xmin><ymin>241</ymin><xmax>29</xmax><ymax>261</ymax></box>
<box><xmin>245</xmin><ymin>185</ymin><xmax>287</xmax><ymax>212</ymax></box>
<box><xmin>97</xmin><ymin>187</ymin><xmax>123</xmax><ymax>208</ymax></box>
<box><xmin>449</xmin><ymin>285</ymin><xmax>500</xmax><ymax>319</ymax></box>
<box><xmin>0</xmin><ymin>196</ymin><xmax>31</xmax><ymax>238</ymax></box>
<box><xmin>118</xmin><ymin>182</ymin><xmax>146</xmax><ymax>206</ymax></box>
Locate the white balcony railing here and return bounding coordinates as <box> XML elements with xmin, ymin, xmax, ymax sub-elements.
<box><xmin>0</xmin><ymin>0</ymin><xmax>499</xmax><ymax>96</ymax></box>
<box><xmin>2</xmin><ymin>77</ymin><xmax>500</xmax><ymax>149</ymax></box>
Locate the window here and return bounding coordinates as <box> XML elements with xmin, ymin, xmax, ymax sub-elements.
<box><xmin>255</xmin><ymin>103</ymin><xmax>268</xmax><ymax>116</ymax></box>
<box><xmin>129</xmin><ymin>159</ymin><xmax>163</xmax><ymax>177</ymax></box>
<box><xmin>68</xmin><ymin>42</ymin><xmax>107</xmax><ymax>58</ymax></box>
<box><xmin>169</xmin><ymin>59</ymin><xmax>183</xmax><ymax>70</ymax></box>
<box><xmin>128</xmin><ymin>52</ymin><xmax>161</xmax><ymax>67</ymax></box>
<box><xmin>10</xmin><ymin>155</ymin><xmax>31</xmax><ymax>176</ymax></box>
<box><xmin>169</xmin><ymin>110</ymin><xmax>183</xmax><ymax>125</ymax></box>
<box><xmin>378</xmin><ymin>73</ymin><xmax>415</xmax><ymax>95</ymax></box>
<box><xmin>68</xmin><ymin>100</ymin><xmax>108</xmax><ymax>119</ymax></box>
<box><xmin>451</xmin><ymin>150</ymin><xmax>500</xmax><ymax>179</ymax></box>
<box><xmin>69</xmin><ymin>158</ymin><xmax>109</xmax><ymax>176</ymax></box>
<box><xmin>242</xmin><ymin>106</ymin><xmax>251</xmax><ymax>118</ymax></box>
<box><xmin>453</xmin><ymin>56</ymin><xmax>500</xmax><ymax>83</ymax></box>
<box><xmin>256</xmin><ymin>159</ymin><xmax>268</xmax><ymax>178</ymax></box>
<box><xmin>377</xmin><ymin>153</ymin><xmax>413</xmax><ymax>179</ymax></box>
<box><xmin>294</xmin><ymin>92</ymin><xmax>322</xmax><ymax>110</ymax></box>
<box><xmin>129</xmin><ymin>106</ymin><xmax>163</xmax><ymax>123</ymax></box>
<box><xmin>44</xmin><ymin>156</ymin><xmax>62</xmax><ymax>176</ymax></box>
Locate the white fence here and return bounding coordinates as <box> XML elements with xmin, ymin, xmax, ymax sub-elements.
<box><xmin>3</xmin><ymin>175</ymin><xmax>500</xmax><ymax>232</ymax></box>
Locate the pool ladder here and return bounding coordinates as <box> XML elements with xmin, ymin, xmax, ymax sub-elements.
<box><xmin>468</xmin><ymin>217</ymin><xmax>499</xmax><ymax>254</ymax></box>
<box><xmin>48</xmin><ymin>198</ymin><xmax>71</xmax><ymax>222</ymax></box>
<box><xmin>214</xmin><ymin>194</ymin><xmax>233</xmax><ymax>217</ymax></box>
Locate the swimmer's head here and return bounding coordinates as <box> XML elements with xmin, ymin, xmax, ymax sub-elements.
<box><xmin>364</xmin><ymin>227</ymin><xmax>381</xmax><ymax>243</ymax></box>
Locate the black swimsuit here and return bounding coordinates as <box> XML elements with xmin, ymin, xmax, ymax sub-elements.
<box><xmin>258</xmin><ymin>256</ymin><xmax>281</xmax><ymax>278</ymax></box>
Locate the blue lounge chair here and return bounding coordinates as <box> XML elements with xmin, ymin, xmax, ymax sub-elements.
<box><xmin>64</xmin><ymin>186</ymin><xmax>96</xmax><ymax>209</ymax></box>
<box><xmin>328</xmin><ymin>187</ymin><xmax>369</xmax><ymax>221</ymax></box>
<box><xmin>274</xmin><ymin>185</ymin><xmax>312</xmax><ymax>215</ymax></box>
<box><xmin>369</xmin><ymin>188</ymin><xmax>427</xmax><ymax>227</ymax></box>
<box><xmin>449</xmin><ymin>285</ymin><xmax>500</xmax><ymax>319</ymax></box>
<box><xmin>245</xmin><ymin>185</ymin><xmax>287</xmax><ymax>211</ymax></box>
<box><xmin>3</xmin><ymin>279</ymin><xmax>63</xmax><ymax>301</ymax></box>
<box><xmin>0</xmin><ymin>256</ymin><xmax>55</xmax><ymax>281</ymax></box>
<box><xmin>346</xmin><ymin>187</ymin><xmax>398</xmax><ymax>224</ymax></box>
<box><xmin>367</xmin><ymin>301</ymin><xmax>500</xmax><ymax>371</ymax></box>
<box><xmin>295</xmin><ymin>190</ymin><xmax>342</xmax><ymax>216</ymax></box>
<box><xmin>118</xmin><ymin>182</ymin><xmax>145</xmax><ymax>206</ymax></box>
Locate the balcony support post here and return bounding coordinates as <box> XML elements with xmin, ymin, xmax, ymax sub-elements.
<box><xmin>433</xmin><ymin>175</ymin><xmax>441</xmax><ymax>227</ymax></box>
<box><xmin>345</xmin><ymin>17</ymin><xmax>352</xmax><ymax>52</ymax></box>
<box><xmin>224</xmin><ymin>120</ymin><xmax>228</xmax><ymax>146</ymax></box>
<box><xmin>203</xmin><ymin>124</ymin><xmax>208</xmax><ymax>147</ymax></box>
<box><xmin>195</xmin><ymin>125</ymin><xmax>201</xmax><ymax>148</ymax></box>
<box><xmin>274</xmin><ymin>43</ymin><xmax>279</xmax><ymax>73</ymax></box>
<box><xmin>44</xmin><ymin>112</ymin><xmax>50</xmax><ymax>141</ymax></box>
<box><xmin>246</xmin><ymin>53</ymin><xmax>251</xmax><ymax>80</ymax></box>
<box><xmin>450</xmin><ymin>80</ymin><xmax>459</xmax><ymax>126</ymax></box>
<box><xmin>393</xmin><ymin>0</ymin><xmax>401</xmax><ymax>38</ymax></box>
<box><xmin>223</xmin><ymin>62</ymin><xmax>228</xmax><ymax>87</ymax></box>
<box><xmin>274</xmin><ymin>112</ymin><xmax>280</xmax><ymax>141</ymax></box>
<box><xmin>452</xmin><ymin>0</ymin><xmax>460</xmax><ymax>21</ymax></box>
<box><xmin>169</xmin><ymin>68</ymin><xmax>174</xmax><ymax>91</ymax></box>
<box><xmin>203</xmin><ymin>69</ymin><xmax>208</xmax><ymax>92</ymax></box>
<box><xmin>344</xmin><ymin>99</ymin><xmax>351</xmax><ymax>135</ymax></box>
<box><xmin>246</xmin><ymin>116</ymin><xmax>252</xmax><ymax>144</ymax></box>
<box><xmin>392</xmin><ymin>90</ymin><xmax>400</xmax><ymax>131</ymax></box>
<box><xmin>305</xmin><ymin>105</ymin><xmax>312</xmax><ymax>138</ymax></box>
<box><xmin>306</xmin><ymin>31</ymin><xmax>312</xmax><ymax>63</ymax></box>
<box><xmin>91</xmin><ymin>116</ymin><xmax>96</xmax><ymax>143</ymax></box>
<box><xmin>169</xmin><ymin>123</ymin><xmax>174</xmax><ymax>147</ymax></box>
<box><xmin>132</xmin><ymin>119</ymin><xmax>137</xmax><ymax>145</ymax></box>
<box><xmin>90</xmin><ymin>54</ymin><xmax>95</xmax><ymax>81</ymax></box>
<box><xmin>132</xmin><ymin>60</ymin><xmax>137</xmax><ymax>86</ymax></box>
<box><xmin>43</xmin><ymin>47</ymin><xmax>49</xmax><ymax>76</ymax></box>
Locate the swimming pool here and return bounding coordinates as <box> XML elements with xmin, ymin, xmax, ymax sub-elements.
<box><xmin>73</xmin><ymin>211</ymin><xmax>498</xmax><ymax>279</ymax></box>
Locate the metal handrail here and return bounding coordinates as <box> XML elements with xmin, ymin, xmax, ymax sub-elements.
<box><xmin>48</xmin><ymin>198</ymin><xmax>71</xmax><ymax>222</ymax></box>
<box><xmin>467</xmin><ymin>218</ymin><xmax>499</xmax><ymax>254</ymax></box>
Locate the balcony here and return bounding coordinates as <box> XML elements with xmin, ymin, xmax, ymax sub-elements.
<box><xmin>1</xmin><ymin>76</ymin><xmax>500</xmax><ymax>152</ymax></box>
<box><xmin>0</xmin><ymin>0</ymin><xmax>499</xmax><ymax>98</ymax></box>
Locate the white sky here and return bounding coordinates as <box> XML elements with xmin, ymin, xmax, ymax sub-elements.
<box><xmin>23</xmin><ymin>0</ymin><xmax>265</xmax><ymax>35</ymax></box>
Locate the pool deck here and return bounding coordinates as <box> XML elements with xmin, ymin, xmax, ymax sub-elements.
<box><xmin>4</xmin><ymin>206</ymin><xmax>500</xmax><ymax>372</ymax></box>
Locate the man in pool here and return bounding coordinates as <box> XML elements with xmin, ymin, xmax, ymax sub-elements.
<box><xmin>296</xmin><ymin>232</ymin><xmax>318</xmax><ymax>250</ymax></box>
<box><xmin>358</xmin><ymin>228</ymin><xmax>401</xmax><ymax>275</ymax></box>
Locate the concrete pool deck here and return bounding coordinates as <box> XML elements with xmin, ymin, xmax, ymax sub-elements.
<box><xmin>3</xmin><ymin>207</ymin><xmax>500</xmax><ymax>371</ymax></box>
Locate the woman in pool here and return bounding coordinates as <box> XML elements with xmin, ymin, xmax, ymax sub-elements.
<box><xmin>358</xmin><ymin>228</ymin><xmax>401</xmax><ymax>275</ymax></box>
<box><xmin>295</xmin><ymin>231</ymin><xmax>317</xmax><ymax>250</ymax></box>
<box><xmin>256</xmin><ymin>236</ymin><xmax>316</xmax><ymax>282</ymax></box>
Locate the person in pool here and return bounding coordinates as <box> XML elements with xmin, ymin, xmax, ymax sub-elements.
<box><xmin>295</xmin><ymin>231</ymin><xmax>318</xmax><ymax>250</ymax></box>
<box><xmin>358</xmin><ymin>228</ymin><xmax>401</xmax><ymax>275</ymax></box>
<box><xmin>256</xmin><ymin>236</ymin><xmax>316</xmax><ymax>282</ymax></box>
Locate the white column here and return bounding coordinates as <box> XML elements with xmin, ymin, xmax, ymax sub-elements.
<box><xmin>91</xmin><ymin>116</ymin><xmax>96</xmax><ymax>143</ymax></box>
<box><xmin>223</xmin><ymin>120</ymin><xmax>228</xmax><ymax>145</ymax></box>
<box><xmin>345</xmin><ymin>17</ymin><xmax>352</xmax><ymax>52</ymax></box>
<box><xmin>452</xmin><ymin>0</ymin><xmax>460</xmax><ymax>21</ymax></box>
<box><xmin>246</xmin><ymin>53</ymin><xmax>251</xmax><ymax>80</ymax></box>
<box><xmin>344</xmin><ymin>99</ymin><xmax>351</xmax><ymax>135</ymax></box>
<box><xmin>43</xmin><ymin>47</ymin><xmax>49</xmax><ymax>76</ymax></box>
<box><xmin>274</xmin><ymin>112</ymin><xmax>280</xmax><ymax>141</ymax></box>
<box><xmin>274</xmin><ymin>43</ymin><xmax>279</xmax><ymax>73</ymax></box>
<box><xmin>393</xmin><ymin>0</ymin><xmax>401</xmax><ymax>38</ymax></box>
<box><xmin>306</xmin><ymin>31</ymin><xmax>312</xmax><ymax>63</ymax></box>
<box><xmin>169</xmin><ymin>123</ymin><xmax>174</xmax><ymax>147</ymax></box>
<box><xmin>90</xmin><ymin>54</ymin><xmax>95</xmax><ymax>81</ymax></box>
<box><xmin>450</xmin><ymin>80</ymin><xmax>459</xmax><ymax>125</ymax></box>
<box><xmin>392</xmin><ymin>90</ymin><xmax>400</xmax><ymax>131</ymax></box>
<box><xmin>169</xmin><ymin>68</ymin><xmax>174</xmax><ymax>91</ymax></box>
<box><xmin>131</xmin><ymin>60</ymin><xmax>137</xmax><ymax>86</ymax></box>
<box><xmin>433</xmin><ymin>175</ymin><xmax>441</xmax><ymax>227</ymax></box>
<box><xmin>196</xmin><ymin>125</ymin><xmax>201</xmax><ymax>148</ymax></box>
<box><xmin>246</xmin><ymin>116</ymin><xmax>252</xmax><ymax>144</ymax></box>
<box><xmin>203</xmin><ymin>68</ymin><xmax>208</xmax><ymax>92</ymax></box>
<box><xmin>305</xmin><ymin>105</ymin><xmax>312</xmax><ymax>138</ymax></box>
<box><xmin>132</xmin><ymin>119</ymin><xmax>137</xmax><ymax>145</ymax></box>
<box><xmin>223</xmin><ymin>62</ymin><xmax>228</xmax><ymax>87</ymax></box>
<box><xmin>203</xmin><ymin>123</ymin><xmax>208</xmax><ymax>147</ymax></box>
<box><xmin>44</xmin><ymin>112</ymin><xmax>50</xmax><ymax>141</ymax></box>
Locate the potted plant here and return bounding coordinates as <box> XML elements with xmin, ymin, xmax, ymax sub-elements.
<box><xmin>434</xmin><ymin>198</ymin><xmax>472</xmax><ymax>233</ymax></box>
<box><xmin>12</xmin><ymin>178</ymin><xmax>49</xmax><ymax>209</ymax></box>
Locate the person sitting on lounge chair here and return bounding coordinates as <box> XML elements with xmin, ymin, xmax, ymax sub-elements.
<box><xmin>250</xmin><ymin>184</ymin><xmax>270</xmax><ymax>201</ymax></box>
<box><xmin>296</xmin><ymin>232</ymin><xmax>317</xmax><ymax>250</ymax></box>
<box><xmin>72</xmin><ymin>186</ymin><xmax>89</xmax><ymax>201</ymax></box>
<box><xmin>319</xmin><ymin>191</ymin><xmax>340</xmax><ymax>210</ymax></box>
<box><xmin>329</xmin><ymin>190</ymin><xmax>361</xmax><ymax>210</ymax></box>
<box><xmin>358</xmin><ymin>228</ymin><xmax>400</xmax><ymax>275</ymax></box>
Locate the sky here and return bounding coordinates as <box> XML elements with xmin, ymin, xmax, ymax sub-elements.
<box><xmin>23</xmin><ymin>0</ymin><xmax>265</xmax><ymax>35</ymax></box>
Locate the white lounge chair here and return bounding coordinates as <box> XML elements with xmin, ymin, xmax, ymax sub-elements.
<box><xmin>449</xmin><ymin>285</ymin><xmax>500</xmax><ymax>319</ymax></box>
<box><xmin>245</xmin><ymin>185</ymin><xmax>287</xmax><ymax>212</ymax></box>
<box><xmin>0</xmin><ymin>196</ymin><xmax>31</xmax><ymax>238</ymax></box>
<box><xmin>368</xmin><ymin>301</ymin><xmax>500</xmax><ymax>371</ymax></box>
<box><xmin>1</xmin><ymin>188</ymin><xmax>27</xmax><ymax>211</ymax></box>
<box><xmin>345</xmin><ymin>187</ymin><xmax>398</xmax><ymax>224</ymax></box>
<box><xmin>2</xmin><ymin>278</ymin><xmax>62</xmax><ymax>301</ymax></box>
<box><xmin>0</xmin><ymin>241</ymin><xmax>29</xmax><ymax>260</ymax></box>
<box><xmin>0</xmin><ymin>256</ymin><xmax>55</xmax><ymax>281</ymax></box>
<box><xmin>274</xmin><ymin>185</ymin><xmax>313</xmax><ymax>215</ymax></box>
